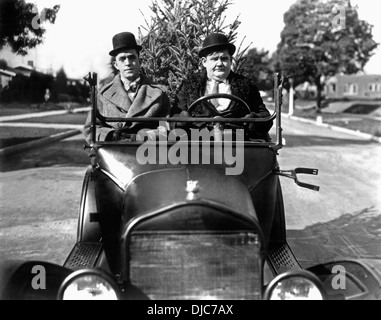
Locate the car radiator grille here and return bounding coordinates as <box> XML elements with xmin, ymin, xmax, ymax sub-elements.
<box><xmin>129</xmin><ymin>231</ymin><xmax>262</xmax><ymax>300</ymax></box>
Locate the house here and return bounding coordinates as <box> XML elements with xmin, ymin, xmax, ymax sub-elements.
<box><xmin>325</xmin><ymin>74</ymin><xmax>381</xmax><ymax>99</ymax></box>
<box><xmin>13</xmin><ymin>65</ymin><xmax>34</xmax><ymax>77</ymax></box>
<box><xmin>294</xmin><ymin>81</ymin><xmax>318</xmax><ymax>99</ymax></box>
<box><xmin>0</xmin><ymin>69</ymin><xmax>16</xmax><ymax>89</ymax></box>
<box><xmin>67</xmin><ymin>78</ymin><xmax>85</xmax><ymax>87</ymax></box>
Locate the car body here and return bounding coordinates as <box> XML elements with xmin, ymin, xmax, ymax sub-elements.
<box><xmin>1</xmin><ymin>73</ymin><xmax>380</xmax><ymax>300</ymax></box>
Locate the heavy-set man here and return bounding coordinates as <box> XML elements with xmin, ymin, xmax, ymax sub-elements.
<box><xmin>172</xmin><ymin>33</ymin><xmax>273</xmax><ymax>140</ymax></box>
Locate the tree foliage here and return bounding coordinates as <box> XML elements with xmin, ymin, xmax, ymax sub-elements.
<box><xmin>241</xmin><ymin>48</ymin><xmax>273</xmax><ymax>91</ymax></box>
<box><xmin>0</xmin><ymin>59</ymin><xmax>9</xmax><ymax>70</ymax></box>
<box><xmin>0</xmin><ymin>0</ymin><xmax>60</xmax><ymax>55</ymax></box>
<box><xmin>275</xmin><ymin>0</ymin><xmax>379</xmax><ymax>109</ymax></box>
<box><xmin>54</xmin><ymin>67</ymin><xmax>68</xmax><ymax>94</ymax></box>
<box><xmin>138</xmin><ymin>0</ymin><xmax>251</xmax><ymax>104</ymax></box>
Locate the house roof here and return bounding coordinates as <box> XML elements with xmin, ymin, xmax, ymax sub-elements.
<box><xmin>0</xmin><ymin>69</ymin><xmax>16</xmax><ymax>77</ymax></box>
<box><xmin>14</xmin><ymin>65</ymin><xmax>34</xmax><ymax>71</ymax></box>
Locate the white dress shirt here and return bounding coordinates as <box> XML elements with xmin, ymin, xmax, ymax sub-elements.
<box><xmin>120</xmin><ymin>76</ymin><xmax>140</xmax><ymax>102</ymax></box>
<box><xmin>205</xmin><ymin>79</ymin><xmax>232</xmax><ymax>112</ymax></box>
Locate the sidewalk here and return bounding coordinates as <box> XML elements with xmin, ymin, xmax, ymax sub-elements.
<box><xmin>267</xmin><ymin>103</ymin><xmax>381</xmax><ymax>144</ymax></box>
<box><xmin>0</xmin><ymin>122</ymin><xmax>83</xmax><ymax>130</ymax></box>
<box><xmin>0</xmin><ymin>107</ymin><xmax>88</xmax><ymax>157</ymax></box>
<box><xmin>0</xmin><ymin>106</ymin><xmax>90</xmax><ymax>122</ymax></box>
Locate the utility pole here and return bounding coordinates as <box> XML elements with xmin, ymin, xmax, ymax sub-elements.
<box><xmin>288</xmin><ymin>77</ymin><xmax>294</xmax><ymax>116</ymax></box>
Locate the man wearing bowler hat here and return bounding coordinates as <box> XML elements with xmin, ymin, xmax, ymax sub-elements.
<box><xmin>84</xmin><ymin>31</ymin><xmax>170</xmax><ymax>143</ymax></box>
<box><xmin>172</xmin><ymin>32</ymin><xmax>273</xmax><ymax>140</ymax></box>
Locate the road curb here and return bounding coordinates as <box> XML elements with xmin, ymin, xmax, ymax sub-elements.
<box><xmin>0</xmin><ymin>129</ymin><xmax>82</xmax><ymax>158</ymax></box>
<box><xmin>283</xmin><ymin>112</ymin><xmax>381</xmax><ymax>144</ymax></box>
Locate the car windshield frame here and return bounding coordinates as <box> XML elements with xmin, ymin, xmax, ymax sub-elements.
<box><xmin>86</xmin><ymin>73</ymin><xmax>285</xmax><ymax>151</ymax></box>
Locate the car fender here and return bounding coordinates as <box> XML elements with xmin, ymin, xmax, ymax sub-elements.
<box><xmin>77</xmin><ymin>166</ymin><xmax>102</xmax><ymax>242</ymax></box>
<box><xmin>0</xmin><ymin>260</ymin><xmax>71</xmax><ymax>300</ymax></box>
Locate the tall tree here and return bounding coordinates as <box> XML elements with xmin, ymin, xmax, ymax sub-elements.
<box><xmin>0</xmin><ymin>59</ymin><xmax>8</xmax><ymax>70</ymax></box>
<box><xmin>275</xmin><ymin>0</ymin><xmax>378</xmax><ymax>109</ymax></box>
<box><xmin>0</xmin><ymin>0</ymin><xmax>60</xmax><ymax>55</ymax></box>
<box><xmin>241</xmin><ymin>48</ymin><xmax>273</xmax><ymax>91</ymax></box>
<box><xmin>54</xmin><ymin>67</ymin><xmax>68</xmax><ymax>96</ymax></box>
<box><xmin>138</xmin><ymin>0</ymin><xmax>251</xmax><ymax>104</ymax></box>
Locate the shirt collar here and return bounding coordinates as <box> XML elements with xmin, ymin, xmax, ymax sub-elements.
<box><xmin>120</xmin><ymin>75</ymin><xmax>140</xmax><ymax>92</ymax></box>
<box><xmin>208</xmin><ymin>78</ymin><xmax>228</xmax><ymax>85</ymax></box>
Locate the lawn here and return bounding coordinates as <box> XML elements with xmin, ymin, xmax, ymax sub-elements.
<box><xmin>0</xmin><ymin>107</ymin><xmax>88</xmax><ymax>149</ymax></box>
<box><xmin>282</xmin><ymin>98</ymin><xmax>381</xmax><ymax>137</ymax></box>
<box><xmin>292</xmin><ymin>108</ymin><xmax>381</xmax><ymax>137</ymax></box>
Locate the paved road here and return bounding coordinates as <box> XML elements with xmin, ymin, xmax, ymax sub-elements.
<box><xmin>275</xmin><ymin>116</ymin><xmax>381</xmax><ymax>266</ymax></box>
<box><xmin>0</xmin><ymin>116</ymin><xmax>380</xmax><ymax>268</ymax></box>
<box><xmin>276</xmin><ymin>116</ymin><xmax>381</xmax><ymax>228</ymax></box>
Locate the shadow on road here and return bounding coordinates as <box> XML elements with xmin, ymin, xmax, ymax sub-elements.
<box><xmin>288</xmin><ymin>207</ymin><xmax>381</xmax><ymax>268</ymax></box>
<box><xmin>0</xmin><ymin>139</ymin><xmax>89</xmax><ymax>172</ymax></box>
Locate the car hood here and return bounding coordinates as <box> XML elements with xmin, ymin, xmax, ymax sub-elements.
<box><xmin>122</xmin><ymin>166</ymin><xmax>258</xmax><ymax>222</ymax></box>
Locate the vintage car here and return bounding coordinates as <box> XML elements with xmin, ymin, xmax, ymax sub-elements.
<box><xmin>1</xmin><ymin>73</ymin><xmax>380</xmax><ymax>301</ymax></box>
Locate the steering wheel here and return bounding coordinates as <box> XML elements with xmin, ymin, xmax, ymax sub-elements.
<box><xmin>187</xmin><ymin>93</ymin><xmax>251</xmax><ymax>129</ymax></box>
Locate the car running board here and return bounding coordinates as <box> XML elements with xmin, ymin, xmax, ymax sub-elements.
<box><xmin>63</xmin><ymin>242</ymin><xmax>103</xmax><ymax>271</ymax></box>
<box><xmin>276</xmin><ymin>168</ymin><xmax>320</xmax><ymax>191</ymax></box>
<box><xmin>267</xmin><ymin>242</ymin><xmax>302</xmax><ymax>275</ymax></box>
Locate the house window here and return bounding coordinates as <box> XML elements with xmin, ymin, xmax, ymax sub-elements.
<box><xmin>350</xmin><ymin>84</ymin><xmax>358</xmax><ymax>94</ymax></box>
<box><xmin>369</xmin><ymin>83</ymin><xmax>381</xmax><ymax>92</ymax></box>
<box><xmin>344</xmin><ymin>83</ymin><xmax>358</xmax><ymax>95</ymax></box>
<box><xmin>330</xmin><ymin>83</ymin><xmax>336</xmax><ymax>93</ymax></box>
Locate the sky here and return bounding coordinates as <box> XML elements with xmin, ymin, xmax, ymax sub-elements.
<box><xmin>2</xmin><ymin>0</ymin><xmax>380</xmax><ymax>80</ymax></box>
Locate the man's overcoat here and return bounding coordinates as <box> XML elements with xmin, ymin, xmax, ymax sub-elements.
<box><xmin>84</xmin><ymin>74</ymin><xmax>170</xmax><ymax>143</ymax></box>
<box><xmin>172</xmin><ymin>71</ymin><xmax>273</xmax><ymax>137</ymax></box>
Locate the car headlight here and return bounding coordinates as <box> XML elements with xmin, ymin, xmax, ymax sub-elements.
<box><xmin>264</xmin><ymin>270</ymin><xmax>326</xmax><ymax>300</ymax></box>
<box><xmin>57</xmin><ymin>269</ymin><xmax>119</xmax><ymax>300</ymax></box>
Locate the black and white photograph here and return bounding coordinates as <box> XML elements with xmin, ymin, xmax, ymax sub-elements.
<box><xmin>0</xmin><ymin>0</ymin><xmax>380</xmax><ymax>303</ymax></box>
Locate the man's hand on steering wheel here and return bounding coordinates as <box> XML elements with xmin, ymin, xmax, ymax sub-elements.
<box><xmin>107</xmin><ymin>126</ymin><xmax>134</xmax><ymax>141</ymax></box>
<box><xmin>243</xmin><ymin>112</ymin><xmax>260</xmax><ymax>131</ymax></box>
<box><xmin>170</xmin><ymin>110</ymin><xmax>193</xmax><ymax>130</ymax></box>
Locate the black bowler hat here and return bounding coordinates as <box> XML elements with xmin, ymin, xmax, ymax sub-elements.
<box><xmin>109</xmin><ymin>32</ymin><xmax>142</xmax><ymax>56</ymax></box>
<box><xmin>198</xmin><ymin>33</ymin><xmax>236</xmax><ymax>58</ymax></box>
